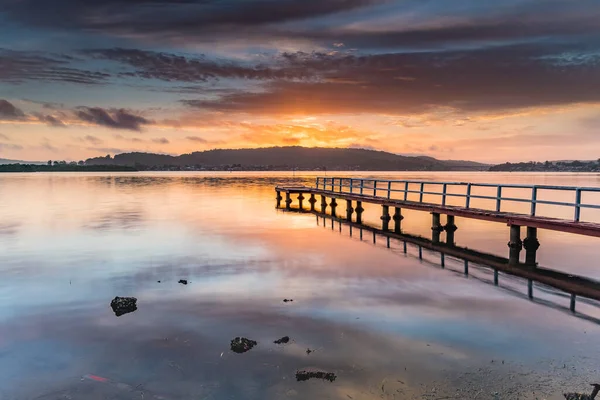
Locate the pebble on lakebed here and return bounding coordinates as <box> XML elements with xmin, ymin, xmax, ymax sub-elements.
<box><xmin>296</xmin><ymin>370</ymin><xmax>337</xmax><ymax>382</ymax></box>
<box><xmin>230</xmin><ymin>337</ymin><xmax>257</xmax><ymax>353</ymax></box>
<box><xmin>274</xmin><ymin>336</ymin><xmax>290</xmax><ymax>344</ymax></box>
<box><xmin>110</xmin><ymin>296</ymin><xmax>137</xmax><ymax>317</ymax></box>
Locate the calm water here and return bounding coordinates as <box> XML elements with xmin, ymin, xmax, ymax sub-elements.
<box><xmin>0</xmin><ymin>172</ymin><xmax>599</xmax><ymax>400</ymax></box>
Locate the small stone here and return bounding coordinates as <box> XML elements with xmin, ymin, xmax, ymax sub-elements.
<box><xmin>230</xmin><ymin>337</ymin><xmax>257</xmax><ymax>354</ymax></box>
<box><xmin>306</xmin><ymin>348</ymin><xmax>313</xmax><ymax>354</ymax></box>
<box><xmin>178</xmin><ymin>279</ymin><xmax>188</xmax><ymax>285</ymax></box>
<box><xmin>274</xmin><ymin>336</ymin><xmax>290</xmax><ymax>344</ymax></box>
<box><xmin>110</xmin><ymin>296</ymin><xmax>137</xmax><ymax>317</ymax></box>
<box><xmin>283</xmin><ymin>299</ymin><xmax>293</xmax><ymax>302</ymax></box>
<box><xmin>296</xmin><ymin>370</ymin><xmax>336</xmax><ymax>382</ymax></box>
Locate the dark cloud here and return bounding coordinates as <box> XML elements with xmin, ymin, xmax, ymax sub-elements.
<box><xmin>85</xmin><ymin>48</ymin><xmax>311</xmax><ymax>82</ymax></box>
<box><xmin>0</xmin><ymin>100</ymin><xmax>25</xmax><ymax>120</ymax></box>
<box><xmin>87</xmin><ymin>147</ymin><xmax>125</xmax><ymax>154</ymax></box>
<box><xmin>0</xmin><ymin>49</ymin><xmax>110</xmax><ymax>85</ymax></box>
<box><xmin>4</xmin><ymin>0</ymin><xmax>382</xmax><ymax>38</ymax></box>
<box><xmin>36</xmin><ymin>114</ymin><xmax>66</xmax><ymax>127</ymax></box>
<box><xmin>186</xmin><ymin>136</ymin><xmax>208</xmax><ymax>143</ymax></box>
<box><xmin>75</xmin><ymin>107</ymin><xmax>153</xmax><ymax>131</ymax></box>
<box><xmin>152</xmin><ymin>137</ymin><xmax>170</xmax><ymax>144</ymax></box>
<box><xmin>184</xmin><ymin>45</ymin><xmax>600</xmax><ymax>115</ymax></box>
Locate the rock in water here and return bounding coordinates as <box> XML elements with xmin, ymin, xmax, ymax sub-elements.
<box><xmin>110</xmin><ymin>296</ymin><xmax>137</xmax><ymax>317</ymax></box>
<box><xmin>296</xmin><ymin>370</ymin><xmax>336</xmax><ymax>382</ymax></box>
<box><xmin>283</xmin><ymin>299</ymin><xmax>293</xmax><ymax>302</ymax></box>
<box><xmin>178</xmin><ymin>279</ymin><xmax>188</xmax><ymax>285</ymax></box>
<box><xmin>230</xmin><ymin>337</ymin><xmax>257</xmax><ymax>353</ymax></box>
<box><xmin>274</xmin><ymin>336</ymin><xmax>290</xmax><ymax>344</ymax></box>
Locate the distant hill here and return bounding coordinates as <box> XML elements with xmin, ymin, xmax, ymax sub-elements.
<box><xmin>85</xmin><ymin>146</ymin><xmax>489</xmax><ymax>171</ymax></box>
<box><xmin>0</xmin><ymin>158</ymin><xmax>45</xmax><ymax>165</ymax></box>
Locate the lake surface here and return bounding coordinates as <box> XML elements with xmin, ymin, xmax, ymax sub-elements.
<box><xmin>0</xmin><ymin>172</ymin><xmax>599</xmax><ymax>400</ymax></box>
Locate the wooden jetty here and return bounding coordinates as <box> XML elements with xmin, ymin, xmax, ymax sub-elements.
<box><xmin>276</xmin><ymin>177</ymin><xmax>600</xmax><ymax>312</ymax></box>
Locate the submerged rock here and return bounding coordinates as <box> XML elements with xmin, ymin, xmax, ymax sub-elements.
<box><xmin>274</xmin><ymin>336</ymin><xmax>290</xmax><ymax>344</ymax></box>
<box><xmin>110</xmin><ymin>296</ymin><xmax>137</xmax><ymax>317</ymax></box>
<box><xmin>283</xmin><ymin>299</ymin><xmax>293</xmax><ymax>303</ymax></box>
<box><xmin>230</xmin><ymin>337</ymin><xmax>257</xmax><ymax>354</ymax></box>
<box><xmin>296</xmin><ymin>370</ymin><xmax>336</xmax><ymax>382</ymax></box>
<box><xmin>178</xmin><ymin>279</ymin><xmax>188</xmax><ymax>285</ymax></box>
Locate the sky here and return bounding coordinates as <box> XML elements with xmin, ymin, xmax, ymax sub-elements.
<box><xmin>0</xmin><ymin>0</ymin><xmax>599</xmax><ymax>163</ymax></box>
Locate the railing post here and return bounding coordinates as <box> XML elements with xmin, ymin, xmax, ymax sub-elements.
<box><xmin>316</xmin><ymin>177</ymin><xmax>320</xmax><ymax>188</ymax></box>
<box><xmin>331</xmin><ymin>178</ymin><xmax>335</xmax><ymax>191</ymax></box>
<box><xmin>360</xmin><ymin>179</ymin><xmax>364</xmax><ymax>195</ymax></box>
<box><xmin>496</xmin><ymin>186</ymin><xmax>502</xmax><ymax>212</ymax></box>
<box><xmin>466</xmin><ymin>184</ymin><xmax>472</xmax><ymax>208</ymax></box>
<box><xmin>373</xmin><ymin>180</ymin><xmax>377</xmax><ymax>197</ymax></box>
<box><xmin>404</xmin><ymin>182</ymin><xmax>409</xmax><ymax>201</ymax></box>
<box><xmin>387</xmin><ymin>181</ymin><xmax>392</xmax><ymax>199</ymax></box>
<box><xmin>339</xmin><ymin>178</ymin><xmax>342</xmax><ymax>193</ymax></box>
<box><xmin>419</xmin><ymin>182</ymin><xmax>424</xmax><ymax>203</ymax></box>
<box><xmin>442</xmin><ymin>183</ymin><xmax>447</xmax><ymax>206</ymax></box>
<box><xmin>574</xmin><ymin>189</ymin><xmax>582</xmax><ymax>222</ymax></box>
<box><xmin>349</xmin><ymin>178</ymin><xmax>353</xmax><ymax>194</ymax></box>
<box><xmin>530</xmin><ymin>186</ymin><xmax>537</xmax><ymax>216</ymax></box>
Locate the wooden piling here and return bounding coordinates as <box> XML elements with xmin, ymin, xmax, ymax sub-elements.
<box><xmin>444</xmin><ymin>215</ymin><xmax>458</xmax><ymax>245</ymax></box>
<box><xmin>431</xmin><ymin>213</ymin><xmax>443</xmax><ymax>244</ymax></box>
<box><xmin>393</xmin><ymin>207</ymin><xmax>403</xmax><ymax>233</ymax></box>
<box><xmin>508</xmin><ymin>225</ymin><xmax>522</xmax><ymax>264</ymax></box>
<box><xmin>523</xmin><ymin>227</ymin><xmax>540</xmax><ymax>266</ymax></box>
<box><xmin>346</xmin><ymin>199</ymin><xmax>354</xmax><ymax>222</ymax></box>
<box><xmin>355</xmin><ymin>201</ymin><xmax>364</xmax><ymax>224</ymax></box>
<box><xmin>381</xmin><ymin>205</ymin><xmax>391</xmax><ymax>231</ymax></box>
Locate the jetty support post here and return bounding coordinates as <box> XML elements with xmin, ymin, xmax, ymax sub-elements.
<box><xmin>297</xmin><ymin>193</ymin><xmax>305</xmax><ymax>210</ymax></box>
<box><xmin>276</xmin><ymin>190</ymin><xmax>282</xmax><ymax>208</ymax></box>
<box><xmin>523</xmin><ymin>227</ymin><xmax>540</xmax><ymax>266</ymax></box>
<box><xmin>320</xmin><ymin>195</ymin><xmax>327</xmax><ymax>213</ymax></box>
<box><xmin>431</xmin><ymin>213</ymin><xmax>444</xmax><ymax>244</ymax></box>
<box><xmin>355</xmin><ymin>201</ymin><xmax>364</xmax><ymax>224</ymax></box>
<box><xmin>508</xmin><ymin>225</ymin><xmax>523</xmax><ymax>264</ymax></box>
<box><xmin>444</xmin><ymin>215</ymin><xmax>458</xmax><ymax>246</ymax></box>
<box><xmin>346</xmin><ymin>199</ymin><xmax>354</xmax><ymax>221</ymax></box>
<box><xmin>381</xmin><ymin>205</ymin><xmax>391</xmax><ymax>231</ymax></box>
<box><xmin>393</xmin><ymin>207</ymin><xmax>404</xmax><ymax>233</ymax></box>
<box><xmin>309</xmin><ymin>193</ymin><xmax>316</xmax><ymax>211</ymax></box>
<box><xmin>285</xmin><ymin>192</ymin><xmax>292</xmax><ymax>210</ymax></box>
<box><xmin>330</xmin><ymin>198</ymin><xmax>338</xmax><ymax>218</ymax></box>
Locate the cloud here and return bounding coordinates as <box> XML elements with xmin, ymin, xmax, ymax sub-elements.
<box><xmin>36</xmin><ymin>114</ymin><xmax>66</xmax><ymax>127</ymax></box>
<box><xmin>87</xmin><ymin>147</ymin><xmax>125</xmax><ymax>155</ymax></box>
<box><xmin>0</xmin><ymin>49</ymin><xmax>109</xmax><ymax>85</ymax></box>
<box><xmin>86</xmin><ymin>48</ymin><xmax>311</xmax><ymax>82</ymax></box>
<box><xmin>185</xmin><ymin>46</ymin><xmax>600</xmax><ymax>116</ymax></box>
<box><xmin>75</xmin><ymin>107</ymin><xmax>153</xmax><ymax>131</ymax></box>
<box><xmin>83</xmin><ymin>135</ymin><xmax>103</xmax><ymax>145</ymax></box>
<box><xmin>0</xmin><ymin>99</ymin><xmax>25</xmax><ymax>120</ymax></box>
<box><xmin>4</xmin><ymin>0</ymin><xmax>382</xmax><ymax>41</ymax></box>
<box><xmin>0</xmin><ymin>143</ymin><xmax>24</xmax><ymax>151</ymax></box>
<box><xmin>152</xmin><ymin>137</ymin><xmax>170</xmax><ymax>144</ymax></box>
<box><xmin>186</xmin><ymin>136</ymin><xmax>208</xmax><ymax>143</ymax></box>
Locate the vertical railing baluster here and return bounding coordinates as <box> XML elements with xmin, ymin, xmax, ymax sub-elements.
<box><xmin>349</xmin><ymin>178</ymin><xmax>353</xmax><ymax>194</ymax></box>
<box><xmin>575</xmin><ymin>188</ymin><xmax>582</xmax><ymax>222</ymax></box>
<box><xmin>339</xmin><ymin>178</ymin><xmax>342</xmax><ymax>193</ymax></box>
<box><xmin>530</xmin><ymin>186</ymin><xmax>538</xmax><ymax>216</ymax></box>
<box><xmin>316</xmin><ymin>177</ymin><xmax>320</xmax><ymax>189</ymax></box>
<box><xmin>466</xmin><ymin>184</ymin><xmax>472</xmax><ymax>208</ymax></box>
<box><xmin>387</xmin><ymin>181</ymin><xmax>392</xmax><ymax>199</ymax></box>
<box><xmin>442</xmin><ymin>183</ymin><xmax>447</xmax><ymax>206</ymax></box>
<box><xmin>360</xmin><ymin>179</ymin><xmax>364</xmax><ymax>195</ymax></box>
<box><xmin>331</xmin><ymin>178</ymin><xmax>335</xmax><ymax>191</ymax></box>
<box><xmin>404</xmin><ymin>182</ymin><xmax>409</xmax><ymax>201</ymax></box>
<box><xmin>419</xmin><ymin>182</ymin><xmax>424</xmax><ymax>203</ymax></box>
<box><xmin>496</xmin><ymin>186</ymin><xmax>502</xmax><ymax>212</ymax></box>
<box><xmin>373</xmin><ymin>180</ymin><xmax>377</xmax><ymax>197</ymax></box>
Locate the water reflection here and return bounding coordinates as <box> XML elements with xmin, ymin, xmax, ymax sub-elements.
<box><xmin>0</xmin><ymin>172</ymin><xmax>598</xmax><ymax>400</ymax></box>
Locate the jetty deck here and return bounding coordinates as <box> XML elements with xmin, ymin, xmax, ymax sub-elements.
<box><xmin>275</xmin><ymin>177</ymin><xmax>600</xmax><ymax>312</ymax></box>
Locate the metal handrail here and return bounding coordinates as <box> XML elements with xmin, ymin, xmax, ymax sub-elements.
<box><xmin>314</xmin><ymin>177</ymin><xmax>600</xmax><ymax>222</ymax></box>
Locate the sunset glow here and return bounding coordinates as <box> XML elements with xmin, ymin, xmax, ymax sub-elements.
<box><xmin>1</xmin><ymin>0</ymin><xmax>599</xmax><ymax>163</ymax></box>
